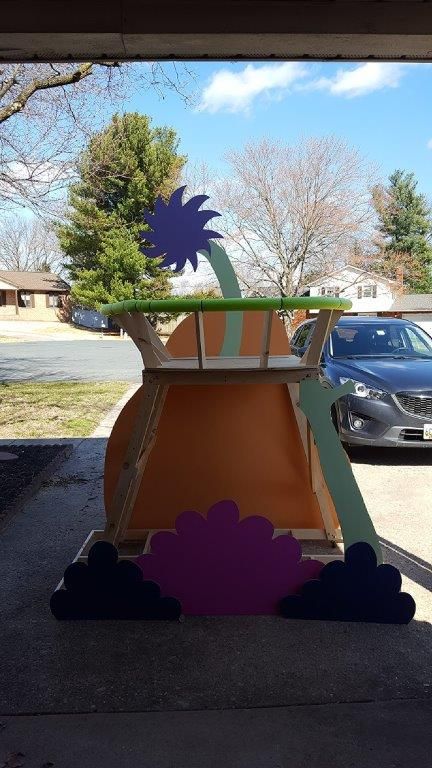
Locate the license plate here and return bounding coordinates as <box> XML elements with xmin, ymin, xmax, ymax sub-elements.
<box><xmin>423</xmin><ymin>424</ymin><xmax>432</xmax><ymax>440</ymax></box>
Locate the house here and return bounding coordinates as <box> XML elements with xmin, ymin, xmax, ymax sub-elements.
<box><xmin>386</xmin><ymin>293</ymin><xmax>432</xmax><ymax>335</ymax></box>
<box><xmin>301</xmin><ymin>264</ymin><xmax>432</xmax><ymax>335</ymax></box>
<box><xmin>0</xmin><ymin>270</ymin><xmax>70</xmax><ymax>321</ymax></box>
<box><xmin>307</xmin><ymin>265</ymin><xmax>399</xmax><ymax>313</ymax></box>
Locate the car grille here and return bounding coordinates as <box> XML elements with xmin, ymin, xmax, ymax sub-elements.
<box><xmin>396</xmin><ymin>392</ymin><xmax>432</xmax><ymax>419</ymax></box>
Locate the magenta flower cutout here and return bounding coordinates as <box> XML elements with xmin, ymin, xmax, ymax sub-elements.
<box><xmin>140</xmin><ymin>185</ymin><xmax>223</xmax><ymax>272</ymax></box>
<box><xmin>136</xmin><ymin>500</ymin><xmax>323</xmax><ymax>615</ymax></box>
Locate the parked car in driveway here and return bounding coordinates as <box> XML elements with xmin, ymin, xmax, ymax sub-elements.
<box><xmin>291</xmin><ymin>316</ymin><xmax>432</xmax><ymax>447</ymax></box>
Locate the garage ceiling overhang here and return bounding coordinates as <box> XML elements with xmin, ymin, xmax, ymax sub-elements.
<box><xmin>1</xmin><ymin>1</ymin><xmax>432</xmax><ymax>62</ymax></box>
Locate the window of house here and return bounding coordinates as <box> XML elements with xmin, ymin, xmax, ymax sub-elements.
<box><xmin>362</xmin><ymin>284</ymin><xmax>377</xmax><ymax>298</ymax></box>
<box><xmin>320</xmin><ymin>286</ymin><xmax>339</xmax><ymax>297</ymax></box>
<box><xmin>47</xmin><ymin>293</ymin><xmax>61</xmax><ymax>308</ymax></box>
<box><xmin>18</xmin><ymin>291</ymin><xmax>33</xmax><ymax>308</ymax></box>
<box><xmin>0</xmin><ymin>290</ymin><xmax>6</xmax><ymax>306</ymax></box>
<box><xmin>357</xmin><ymin>285</ymin><xmax>362</xmax><ymax>299</ymax></box>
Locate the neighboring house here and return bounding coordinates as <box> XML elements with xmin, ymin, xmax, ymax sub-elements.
<box><xmin>299</xmin><ymin>264</ymin><xmax>432</xmax><ymax>336</ymax></box>
<box><xmin>307</xmin><ymin>265</ymin><xmax>399</xmax><ymax>313</ymax></box>
<box><xmin>386</xmin><ymin>293</ymin><xmax>432</xmax><ymax>336</ymax></box>
<box><xmin>0</xmin><ymin>270</ymin><xmax>70</xmax><ymax>321</ymax></box>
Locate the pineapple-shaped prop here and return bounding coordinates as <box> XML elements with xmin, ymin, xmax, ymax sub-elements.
<box><xmin>102</xmin><ymin>187</ymin><xmax>379</xmax><ymax>564</ymax></box>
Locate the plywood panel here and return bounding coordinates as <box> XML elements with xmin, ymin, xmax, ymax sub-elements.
<box><xmin>104</xmin><ymin>311</ymin><xmax>331</xmax><ymax>530</ymax></box>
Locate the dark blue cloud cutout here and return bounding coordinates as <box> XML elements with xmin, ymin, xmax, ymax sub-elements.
<box><xmin>50</xmin><ymin>541</ymin><xmax>182</xmax><ymax>620</ymax></box>
<box><xmin>279</xmin><ymin>542</ymin><xmax>416</xmax><ymax>624</ymax></box>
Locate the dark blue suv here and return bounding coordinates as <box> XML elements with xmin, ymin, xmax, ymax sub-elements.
<box><xmin>291</xmin><ymin>316</ymin><xmax>432</xmax><ymax>447</ymax></box>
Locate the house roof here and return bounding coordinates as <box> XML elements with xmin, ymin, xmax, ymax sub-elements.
<box><xmin>389</xmin><ymin>294</ymin><xmax>432</xmax><ymax>312</ymax></box>
<box><xmin>307</xmin><ymin>264</ymin><xmax>397</xmax><ymax>287</ymax></box>
<box><xmin>0</xmin><ymin>270</ymin><xmax>70</xmax><ymax>292</ymax></box>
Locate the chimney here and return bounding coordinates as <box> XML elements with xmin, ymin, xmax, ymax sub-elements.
<box><xmin>396</xmin><ymin>266</ymin><xmax>404</xmax><ymax>293</ymax></box>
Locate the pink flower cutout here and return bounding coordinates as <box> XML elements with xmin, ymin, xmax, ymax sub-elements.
<box><xmin>136</xmin><ymin>500</ymin><xmax>323</xmax><ymax>615</ymax></box>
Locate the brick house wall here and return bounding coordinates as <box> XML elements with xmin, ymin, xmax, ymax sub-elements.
<box><xmin>0</xmin><ymin>290</ymin><xmax>18</xmax><ymax>316</ymax></box>
<box><xmin>0</xmin><ymin>289</ymin><xmax>66</xmax><ymax>320</ymax></box>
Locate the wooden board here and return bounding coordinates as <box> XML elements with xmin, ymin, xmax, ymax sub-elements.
<box><xmin>104</xmin><ymin>311</ymin><xmax>339</xmax><ymax>532</ymax></box>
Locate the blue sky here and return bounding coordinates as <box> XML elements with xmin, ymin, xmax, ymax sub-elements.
<box><xmin>127</xmin><ymin>61</ymin><xmax>432</xmax><ymax>194</ymax></box>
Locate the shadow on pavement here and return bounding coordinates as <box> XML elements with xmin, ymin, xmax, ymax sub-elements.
<box><xmin>381</xmin><ymin>538</ymin><xmax>432</xmax><ymax>592</ymax></box>
<box><xmin>348</xmin><ymin>446</ymin><xmax>432</xmax><ymax>466</ymax></box>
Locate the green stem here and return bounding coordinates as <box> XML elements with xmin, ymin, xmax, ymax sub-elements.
<box><xmin>299</xmin><ymin>379</ymin><xmax>382</xmax><ymax>563</ymax></box>
<box><xmin>199</xmin><ymin>241</ymin><xmax>243</xmax><ymax>356</ymax></box>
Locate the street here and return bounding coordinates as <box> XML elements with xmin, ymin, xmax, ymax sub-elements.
<box><xmin>0</xmin><ymin>339</ymin><xmax>142</xmax><ymax>382</ymax></box>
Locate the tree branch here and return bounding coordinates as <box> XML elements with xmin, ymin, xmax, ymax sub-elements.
<box><xmin>0</xmin><ymin>63</ymin><xmax>94</xmax><ymax>124</ymax></box>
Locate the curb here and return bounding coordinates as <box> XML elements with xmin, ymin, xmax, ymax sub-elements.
<box><xmin>91</xmin><ymin>383</ymin><xmax>141</xmax><ymax>438</ymax></box>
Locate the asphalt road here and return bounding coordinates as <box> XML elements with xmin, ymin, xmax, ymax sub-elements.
<box><xmin>0</xmin><ymin>339</ymin><xmax>142</xmax><ymax>382</ymax></box>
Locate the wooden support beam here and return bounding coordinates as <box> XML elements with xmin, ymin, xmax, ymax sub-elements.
<box><xmin>287</xmin><ymin>383</ymin><xmax>339</xmax><ymax>543</ymax></box>
<box><xmin>308</xmin><ymin>427</ymin><xmax>339</xmax><ymax>542</ymax></box>
<box><xmin>142</xmin><ymin>316</ymin><xmax>172</xmax><ymax>360</ymax></box>
<box><xmin>287</xmin><ymin>383</ymin><xmax>308</xmax><ymax>455</ymax></box>
<box><xmin>260</xmin><ymin>310</ymin><xmax>273</xmax><ymax>369</ymax></box>
<box><xmin>147</xmin><ymin>367</ymin><xmax>318</xmax><ymax>386</ymax></box>
<box><xmin>301</xmin><ymin>309</ymin><xmax>343</xmax><ymax>367</ymax></box>
<box><xmin>300</xmin><ymin>309</ymin><xmax>332</xmax><ymax>367</ymax></box>
<box><xmin>115</xmin><ymin>311</ymin><xmax>171</xmax><ymax>368</ymax></box>
<box><xmin>135</xmin><ymin>313</ymin><xmax>170</xmax><ymax>366</ymax></box>
<box><xmin>194</xmin><ymin>311</ymin><xmax>206</xmax><ymax>369</ymax></box>
<box><xmin>104</xmin><ymin>379</ymin><xmax>168</xmax><ymax>545</ymax></box>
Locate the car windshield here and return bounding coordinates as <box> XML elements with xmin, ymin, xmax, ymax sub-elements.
<box><xmin>330</xmin><ymin>322</ymin><xmax>432</xmax><ymax>359</ymax></box>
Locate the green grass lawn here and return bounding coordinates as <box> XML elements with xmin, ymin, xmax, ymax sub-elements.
<box><xmin>0</xmin><ymin>381</ymin><xmax>130</xmax><ymax>438</ymax></box>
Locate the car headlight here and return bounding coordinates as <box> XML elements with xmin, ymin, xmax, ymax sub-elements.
<box><xmin>339</xmin><ymin>377</ymin><xmax>387</xmax><ymax>400</ymax></box>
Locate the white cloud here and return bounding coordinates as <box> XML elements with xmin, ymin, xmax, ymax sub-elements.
<box><xmin>5</xmin><ymin>160</ymin><xmax>74</xmax><ymax>185</ymax></box>
<box><xmin>306</xmin><ymin>63</ymin><xmax>406</xmax><ymax>98</ymax></box>
<box><xmin>198</xmin><ymin>62</ymin><xmax>307</xmax><ymax>113</ymax></box>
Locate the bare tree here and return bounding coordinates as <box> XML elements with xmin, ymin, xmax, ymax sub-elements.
<box><xmin>216</xmin><ymin>137</ymin><xmax>376</xmax><ymax>298</ymax></box>
<box><xmin>182</xmin><ymin>160</ymin><xmax>215</xmax><ymax>200</ymax></box>
<box><xmin>0</xmin><ymin>214</ymin><xmax>63</xmax><ymax>273</ymax></box>
<box><xmin>0</xmin><ymin>62</ymin><xmax>195</xmax><ymax>213</ymax></box>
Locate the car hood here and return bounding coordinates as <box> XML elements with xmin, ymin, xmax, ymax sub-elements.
<box><xmin>332</xmin><ymin>357</ymin><xmax>432</xmax><ymax>394</ymax></box>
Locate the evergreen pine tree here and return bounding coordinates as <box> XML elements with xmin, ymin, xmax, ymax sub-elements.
<box><xmin>373</xmin><ymin>170</ymin><xmax>432</xmax><ymax>292</ymax></box>
<box><xmin>58</xmin><ymin>113</ymin><xmax>186</xmax><ymax>308</ymax></box>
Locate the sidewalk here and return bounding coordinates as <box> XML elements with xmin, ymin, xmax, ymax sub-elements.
<box><xmin>0</xmin><ymin>320</ymin><xmax>103</xmax><ymax>342</ymax></box>
<box><xmin>1</xmin><ymin>700</ymin><xmax>431</xmax><ymax>768</ymax></box>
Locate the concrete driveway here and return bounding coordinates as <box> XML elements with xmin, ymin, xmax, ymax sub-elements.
<box><xmin>0</xmin><ymin>437</ymin><xmax>430</xmax><ymax>766</ymax></box>
<box><xmin>0</xmin><ymin>339</ymin><xmax>142</xmax><ymax>382</ymax></box>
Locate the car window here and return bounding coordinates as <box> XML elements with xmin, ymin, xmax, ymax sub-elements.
<box><xmin>330</xmin><ymin>322</ymin><xmax>432</xmax><ymax>358</ymax></box>
<box><xmin>402</xmin><ymin>326</ymin><xmax>432</xmax><ymax>355</ymax></box>
<box><xmin>294</xmin><ymin>323</ymin><xmax>313</xmax><ymax>348</ymax></box>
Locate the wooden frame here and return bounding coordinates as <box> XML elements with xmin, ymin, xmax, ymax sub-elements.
<box><xmin>92</xmin><ymin>307</ymin><xmax>344</xmax><ymax>565</ymax></box>
<box><xmin>62</xmin><ymin>526</ymin><xmax>343</xmax><ymax>587</ymax></box>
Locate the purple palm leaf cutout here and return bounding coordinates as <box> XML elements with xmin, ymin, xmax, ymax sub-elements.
<box><xmin>139</xmin><ymin>185</ymin><xmax>223</xmax><ymax>272</ymax></box>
